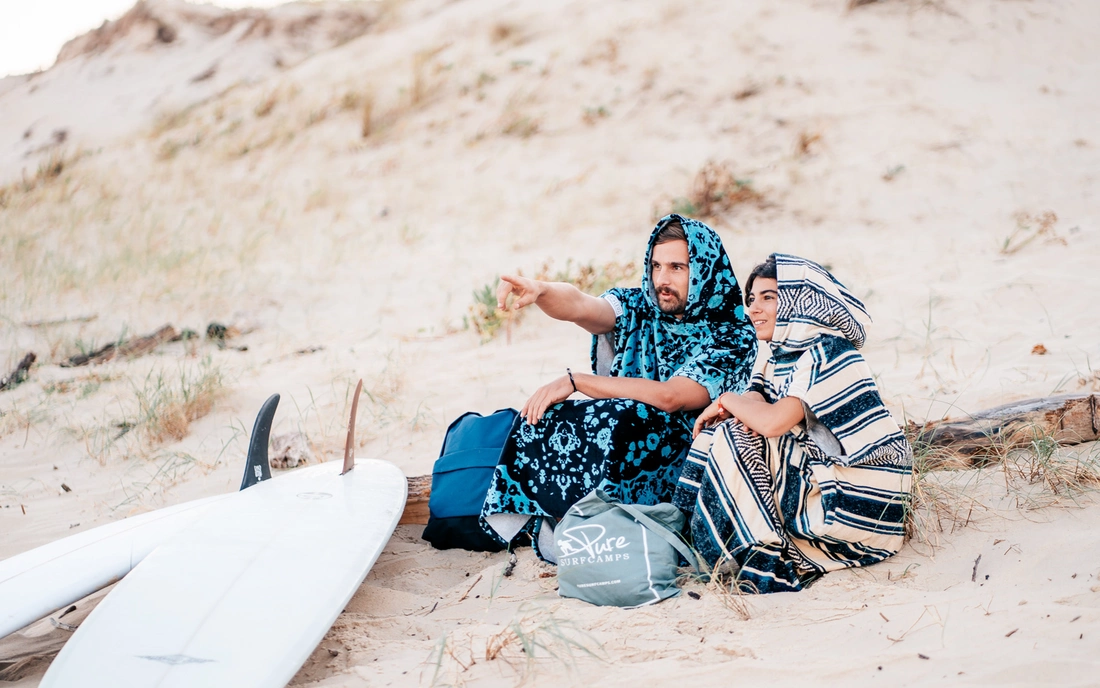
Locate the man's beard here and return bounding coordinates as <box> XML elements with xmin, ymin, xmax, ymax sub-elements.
<box><xmin>656</xmin><ymin>288</ymin><xmax>686</xmax><ymax>315</ymax></box>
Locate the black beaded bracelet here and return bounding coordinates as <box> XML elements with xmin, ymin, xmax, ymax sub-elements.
<box><xmin>566</xmin><ymin>367</ymin><xmax>578</xmax><ymax>393</ymax></box>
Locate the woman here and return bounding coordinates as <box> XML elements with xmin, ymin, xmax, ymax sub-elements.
<box><xmin>673</xmin><ymin>254</ymin><xmax>912</xmax><ymax>593</ymax></box>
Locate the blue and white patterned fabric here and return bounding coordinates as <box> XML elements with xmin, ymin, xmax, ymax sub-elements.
<box><xmin>480</xmin><ymin>215</ymin><xmax>757</xmax><ymax>560</ymax></box>
<box><xmin>673</xmin><ymin>254</ymin><xmax>912</xmax><ymax>593</ymax></box>
<box><xmin>595</xmin><ymin>214</ymin><xmax>760</xmax><ymax>402</ymax></box>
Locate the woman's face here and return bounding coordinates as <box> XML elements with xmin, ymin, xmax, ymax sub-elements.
<box><xmin>746</xmin><ymin>278</ymin><xmax>778</xmax><ymax>341</ymax></box>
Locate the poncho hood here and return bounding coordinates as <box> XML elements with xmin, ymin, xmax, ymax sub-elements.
<box><xmin>642</xmin><ymin>214</ymin><xmax>747</xmax><ymax>326</ymax></box>
<box><xmin>768</xmin><ymin>253</ymin><xmax>871</xmax><ymax>355</ymax></box>
<box><xmin>592</xmin><ymin>214</ymin><xmax>757</xmax><ymax>402</ymax></box>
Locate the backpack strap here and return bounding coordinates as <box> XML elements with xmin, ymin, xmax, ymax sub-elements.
<box><xmin>615</xmin><ymin>502</ymin><xmax>701</xmax><ymax>573</ymax></box>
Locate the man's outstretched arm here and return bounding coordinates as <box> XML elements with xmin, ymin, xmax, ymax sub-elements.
<box><xmin>521</xmin><ymin>372</ymin><xmax>711</xmax><ymax>425</ymax></box>
<box><xmin>497</xmin><ymin>275</ymin><xmax>616</xmax><ymax>335</ymax></box>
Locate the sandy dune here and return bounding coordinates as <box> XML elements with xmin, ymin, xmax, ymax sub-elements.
<box><xmin>1</xmin><ymin>0</ymin><xmax>1099</xmax><ymax>685</ymax></box>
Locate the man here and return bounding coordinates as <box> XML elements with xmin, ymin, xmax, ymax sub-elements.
<box><xmin>480</xmin><ymin>214</ymin><xmax>757</xmax><ymax>561</ymax></box>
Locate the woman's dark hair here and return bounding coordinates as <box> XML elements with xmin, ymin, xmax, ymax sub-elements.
<box><xmin>744</xmin><ymin>255</ymin><xmax>777</xmax><ymax>300</ymax></box>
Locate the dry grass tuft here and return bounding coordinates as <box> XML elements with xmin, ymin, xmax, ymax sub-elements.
<box><xmin>489</xmin><ymin>21</ymin><xmax>523</xmax><ymax>45</ymax></box>
<box><xmin>733</xmin><ymin>83</ymin><xmax>762</xmax><ymax>100</ymax></box>
<box><xmin>904</xmin><ymin>447</ymin><xmax>980</xmax><ymax>544</ymax></box>
<box><xmin>411</xmin><ymin>46</ymin><xmax>448</xmax><ymax>107</ymax></box>
<box><xmin>795</xmin><ymin>129</ymin><xmax>823</xmax><ymax>157</ymax></box>
<box><xmin>581</xmin><ymin>105</ymin><xmax>610</xmax><ymax>125</ymax></box>
<box><xmin>0</xmin><ymin>402</ymin><xmax>49</xmax><ymax>442</ymax></box>
<box><xmin>670</xmin><ymin>160</ymin><xmax>766</xmax><ymax>220</ymax></box>
<box><xmin>501</xmin><ymin>114</ymin><xmax>539</xmax><ymax>138</ymax></box>
<box><xmin>149</xmin><ymin>106</ymin><xmax>195</xmax><ymax>138</ymax></box>
<box><xmin>254</xmin><ymin>90</ymin><xmax>280</xmax><ymax>118</ymax></box>
<box><xmin>535</xmin><ymin>259</ymin><xmax>638</xmax><ymax>296</ymax></box>
<box><xmin>1000</xmin><ymin>429</ymin><xmax>1100</xmax><ymax>501</ymax></box>
<box><xmin>0</xmin><ymin>148</ymin><xmax>79</xmax><ymax>208</ymax></box>
<box><xmin>73</xmin><ymin>359</ymin><xmax>226</xmax><ymax>468</ymax></box>
<box><xmin>677</xmin><ymin>555</ymin><xmax>753</xmax><ymax>618</ymax></box>
<box><xmin>704</xmin><ymin>570</ymin><xmax>754</xmax><ymax>619</ymax></box>
<box><xmin>482</xmin><ymin>607</ymin><xmax>602</xmax><ymax>673</ymax></box>
<box><xmin>467</xmin><ymin>282</ymin><xmax>519</xmax><ymax>342</ymax></box>
<box><xmin>904</xmin><ymin>418</ymin><xmax>1100</xmax><ymax>546</ymax></box>
<box><xmin>497</xmin><ymin>88</ymin><xmax>541</xmax><ymax>138</ymax></box>
<box><xmin>1000</xmin><ymin>210</ymin><xmax>1062</xmax><ymax>255</ymax></box>
<box><xmin>157</xmin><ymin>133</ymin><xmax>203</xmax><ymax>161</ymax></box>
<box><xmin>468</xmin><ymin>260</ymin><xmax>637</xmax><ymax>342</ymax></box>
<box><xmin>580</xmin><ymin>38</ymin><xmax>620</xmax><ymax>67</ymax></box>
<box><xmin>359</xmin><ymin>90</ymin><xmax>375</xmax><ymax>138</ymax></box>
<box><xmin>135</xmin><ymin>358</ymin><xmax>226</xmax><ymax>445</ymax></box>
<box><xmin>425</xmin><ymin>606</ymin><xmax>601</xmax><ymax>686</ymax></box>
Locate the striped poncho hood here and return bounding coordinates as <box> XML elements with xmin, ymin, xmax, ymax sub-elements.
<box><xmin>761</xmin><ymin>254</ymin><xmax>910</xmax><ymax>467</ymax></box>
<box><xmin>769</xmin><ymin>253</ymin><xmax>872</xmax><ymax>355</ymax></box>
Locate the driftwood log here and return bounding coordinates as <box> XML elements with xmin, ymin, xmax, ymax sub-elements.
<box><xmin>396</xmin><ymin>393</ymin><xmax>1100</xmax><ymax>525</ymax></box>
<box><xmin>0</xmin><ymin>352</ymin><xmax>36</xmax><ymax>392</ymax></box>
<box><xmin>911</xmin><ymin>393</ymin><xmax>1099</xmax><ymax>468</ymax></box>
<box><xmin>0</xmin><ymin>585</ymin><xmax>112</xmax><ymax>681</ymax></box>
<box><xmin>400</xmin><ymin>475</ymin><xmax>431</xmax><ymax>525</ymax></box>
<box><xmin>21</xmin><ymin>314</ymin><xmax>96</xmax><ymax>328</ymax></box>
<box><xmin>61</xmin><ymin>325</ymin><xmax>177</xmax><ymax>367</ymax></box>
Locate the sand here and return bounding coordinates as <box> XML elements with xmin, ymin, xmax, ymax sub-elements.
<box><xmin>1</xmin><ymin>0</ymin><xmax>1099</xmax><ymax>685</ymax></box>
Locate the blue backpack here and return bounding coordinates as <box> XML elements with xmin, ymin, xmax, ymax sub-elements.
<box><xmin>421</xmin><ymin>408</ymin><xmax>519</xmax><ymax>552</ymax></box>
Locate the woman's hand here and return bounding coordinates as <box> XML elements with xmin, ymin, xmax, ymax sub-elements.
<box><xmin>692</xmin><ymin>399</ymin><xmax>731</xmax><ymax>438</ymax></box>
<box><xmin>521</xmin><ymin>375</ymin><xmax>575</xmax><ymax>425</ymax></box>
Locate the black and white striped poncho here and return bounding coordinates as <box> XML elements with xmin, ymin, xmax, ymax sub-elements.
<box><xmin>673</xmin><ymin>254</ymin><xmax>912</xmax><ymax>593</ymax></box>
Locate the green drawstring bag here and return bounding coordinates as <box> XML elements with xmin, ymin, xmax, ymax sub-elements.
<box><xmin>552</xmin><ymin>489</ymin><xmax>700</xmax><ymax>608</ymax></box>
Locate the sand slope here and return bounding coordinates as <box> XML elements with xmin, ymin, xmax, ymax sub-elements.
<box><xmin>1</xmin><ymin>0</ymin><xmax>1099</xmax><ymax>685</ymax></box>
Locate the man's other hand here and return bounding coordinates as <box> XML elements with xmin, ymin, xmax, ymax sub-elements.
<box><xmin>521</xmin><ymin>375</ymin><xmax>574</xmax><ymax>425</ymax></box>
<box><xmin>497</xmin><ymin>275</ymin><xmax>542</xmax><ymax>311</ymax></box>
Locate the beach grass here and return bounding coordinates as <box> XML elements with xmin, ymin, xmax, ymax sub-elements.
<box><xmin>905</xmin><ymin>413</ymin><xmax>1100</xmax><ymax>549</ymax></box>
<box><xmin>669</xmin><ymin>160</ymin><xmax>765</xmax><ymax>221</ymax></box>
<box><xmin>468</xmin><ymin>259</ymin><xmax>639</xmax><ymax>342</ymax></box>
<box><xmin>132</xmin><ymin>357</ymin><xmax>225</xmax><ymax>445</ymax></box>
<box><xmin>483</xmin><ymin>606</ymin><xmax>604</xmax><ymax>678</ymax></box>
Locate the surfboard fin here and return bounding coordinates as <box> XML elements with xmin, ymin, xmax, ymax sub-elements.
<box><xmin>240</xmin><ymin>393</ymin><xmax>279</xmax><ymax>490</ymax></box>
<box><xmin>341</xmin><ymin>380</ymin><xmax>363</xmax><ymax>475</ymax></box>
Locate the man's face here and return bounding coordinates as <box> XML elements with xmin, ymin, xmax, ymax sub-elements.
<box><xmin>650</xmin><ymin>239</ymin><xmax>690</xmax><ymax>317</ymax></box>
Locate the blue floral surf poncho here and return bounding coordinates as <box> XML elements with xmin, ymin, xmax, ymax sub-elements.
<box><xmin>480</xmin><ymin>215</ymin><xmax>757</xmax><ymax>561</ymax></box>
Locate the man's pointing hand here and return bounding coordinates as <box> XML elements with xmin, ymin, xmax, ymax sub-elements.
<box><xmin>497</xmin><ymin>274</ymin><xmax>542</xmax><ymax>311</ymax></box>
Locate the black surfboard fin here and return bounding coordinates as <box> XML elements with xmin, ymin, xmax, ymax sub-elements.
<box><xmin>240</xmin><ymin>393</ymin><xmax>279</xmax><ymax>490</ymax></box>
<box><xmin>341</xmin><ymin>380</ymin><xmax>363</xmax><ymax>476</ymax></box>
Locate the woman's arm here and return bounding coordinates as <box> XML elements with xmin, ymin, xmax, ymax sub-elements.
<box><xmin>717</xmin><ymin>392</ymin><xmax>804</xmax><ymax>438</ymax></box>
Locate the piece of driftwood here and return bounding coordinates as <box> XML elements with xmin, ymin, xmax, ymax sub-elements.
<box><xmin>396</xmin><ymin>394</ymin><xmax>1100</xmax><ymax>523</ymax></box>
<box><xmin>912</xmin><ymin>393</ymin><xmax>1099</xmax><ymax>467</ymax></box>
<box><xmin>0</xmin><ymin>352</ymin><xmax>36</xmax><ymax>391</ymax></box>
<box><xmin>399</xmin><ymin>474</ymin><xmax>432</xmax><ymax>525</ymax></box>
<box><xmin>22</xmin><ymin>314</ymin><xmax>97</xmax><ymax>328</ymax></box>
<box><xmin>61</xmin><ymin>324</ymin><xmax>177</xmax><ymax>367</ymax></box>
<box><xmin>0</xmin><ymin>585</ymin><xmax>113</xmax><ymax>681</ymax></box>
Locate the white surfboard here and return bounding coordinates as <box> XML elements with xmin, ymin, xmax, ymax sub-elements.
<box><xmin>39</xmin><ymin>457</ymin><xmax>407</xmax><ymax>687</ymax></box>
<box><xmin>0</xmin><ymin>493</ymin><xmax>229</xmax><ymax>640</ymax></box>
<box><xmin>0</xmin><ymin>394</ymin><xmax>281</xmax><ymax>641</ymax></box>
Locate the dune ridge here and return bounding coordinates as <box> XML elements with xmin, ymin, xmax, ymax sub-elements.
<box><xmin>1</xmin><ymin>0</ymin><xmax>1099</xmax><ymax>685</ymax></box>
